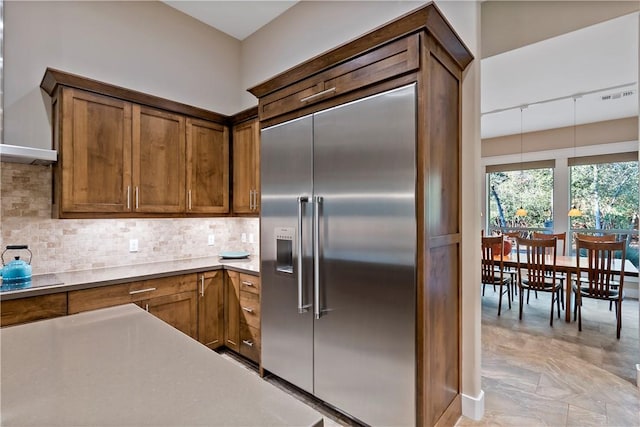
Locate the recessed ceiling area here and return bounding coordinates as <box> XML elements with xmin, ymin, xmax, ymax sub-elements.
<box><xmin>482</xmin><ymin>12</ymin><xmax>638</xmax><ymax>139</ymax></box>
<box><xmin>161</xmin><ymin>1</ymin><xmax>298</xmax><ymax>40</ymax></box>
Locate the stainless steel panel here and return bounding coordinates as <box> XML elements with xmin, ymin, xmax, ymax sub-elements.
<box><xmin>260</xmin><ymin>115</ymin><xmax>314</xmax><ymax>393</ymax></box>
<box><xmin>313</xmin><ymin>85</ymin><xmax>417</xmax><ymax>426</ymax></box>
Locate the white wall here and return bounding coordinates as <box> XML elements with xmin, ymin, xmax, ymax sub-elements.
<box><xmin>241</xmin><ymin>0</ymin><xmax>483</xmax><ymax>420</ymax></box>
<box><xmin>4</xmin><ymin>0</ymin><xmax>241</xmax><ymax>150</ymax></box>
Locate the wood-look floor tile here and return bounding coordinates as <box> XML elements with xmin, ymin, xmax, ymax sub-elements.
<box><xmin>460</xmin><ymin>291</ymin><xmax>640</xmax><ymax>427</ymax></box>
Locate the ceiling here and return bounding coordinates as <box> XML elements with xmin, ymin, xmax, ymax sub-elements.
<box><xmin>161</xmin><ymin>1</ymin><xmax>298</xmax><ymax>40</ymax></box>
<box><xmin>481</xmin><ymin>12</ymin><xmax>638</xmax><ymax>139</ymax></box>
<box><xmin>159</xmin><ymin>1</ymin><xmax>638</xmax><ymax>140</ymax></box>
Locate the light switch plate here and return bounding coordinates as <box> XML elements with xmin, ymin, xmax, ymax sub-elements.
<box><xmin>208</xmin><ymin>234</ymin><xmax>215</xmax><ymax>246</ymax></box>
<box><xmin>129</xmin><ymin>239</ymin><xmax>139</xmax><ymax>252</ymax></box>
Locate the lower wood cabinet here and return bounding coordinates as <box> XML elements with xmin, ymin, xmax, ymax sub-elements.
<box><xmin>2</xmin><ymin>269</ymin><xmax>260</xmax><ymax>364</ymax></box>
<box><xmin>197</xmin><ymin>270</ymin><xmax>224</xmax><ymax>349</ymax></box>
<box><xmin>141</xmin><ymin>291</ymin><xmax>198</xmax><ymax>340</ymax></box>
<box><xmin>1</xmin><ymin>293</ymin><xmax>67</xmax><ymax>327</ymax></box>
<box><xmin>224</xmin><ymin>270</ymin><xmax>241</xmax><ymax>351</ymax></box>
<box><xmin>68</xmin><ymin>274</ymin><xmax>198</xmax><ymax>339</ymax></box>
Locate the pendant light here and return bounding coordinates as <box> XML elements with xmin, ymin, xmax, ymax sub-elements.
<box><xmin>568</xmin><ymin>96</ymin><xmax>582</xmax><ymax>217</ymax></box>
<box><xmin>515</xmin><ymin>106</ymin><xmax>527</xmax><ymax>217</ymax></box>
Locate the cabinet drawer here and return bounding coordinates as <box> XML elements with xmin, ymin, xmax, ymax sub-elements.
<box><xmin>1</xmin><ymin>293</ymin><xmax>67</xmax><ymax>327</ymax></box>
<box><xmin>68</xmin><ymin>274</ymin><xmax>197</xmax><ymax>314</ymax></box>
<box><xmin>239</xmin><ymin>273</ymin><xmax>260</xmax><ymax>294</ymax></box>
<box><xmin>259</xmin><ymin>34</ymin><xmax>418</xmax><ymax>120</ymax></box>
<box><xmin>239</xmin><ymin>291</ymin><xmax>260</xmax><ymax>330</ymax></box>
<box><xmin>239</xmin><ymin>322</ymin><xmax>261</xmax><ymax>363</ymax></box>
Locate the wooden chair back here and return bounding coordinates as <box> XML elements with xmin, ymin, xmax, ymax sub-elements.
<box><xmin>516</xmin><ymin>237</ymin><xmax>557</xmax><ymax>291</ymax></box>
<box><xmin>533</xmin><ymin>232</ymin><xmax>567</xmax><ymax>256</ymax></box>
<box><xmin>575</xmin><ymin>238</ymin><xmax>626</xmax><ymax>299</ymax></box>
<box><xmin>574</xmin><ymin>232</ymin><xmax>616</xmax><ymax>242</ymax></box>
<box><xmin>481</xmin><ymin>236</ymin><xmax>504</xmax><ymax>284</ymax></box>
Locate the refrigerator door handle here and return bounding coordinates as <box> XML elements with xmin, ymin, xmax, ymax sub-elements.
<box><xmin>297</xmin><ymin>196</ymin><xmax>310</xmax><ymax>313</ymax></box>
<box><xmin>313</xmin><ymin>195</ymin><xmax>323</xmax><ymax>319</ymax></box>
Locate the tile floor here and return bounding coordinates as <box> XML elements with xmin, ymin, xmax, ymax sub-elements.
<box><xmin>222</xmin><ymin>289</ymin><xmax>640</xmax><ymax>427</ymax></box>
<box><xmin>458</xmin><ymin>288</ymin><xmax>640</xmax><ymax>426</ymax></box>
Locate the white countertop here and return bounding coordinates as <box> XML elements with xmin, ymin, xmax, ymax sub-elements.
<box><xmin>0</xmin><ymin>304</ymin><xmax>322</xmax><ymax>427</ymax></box>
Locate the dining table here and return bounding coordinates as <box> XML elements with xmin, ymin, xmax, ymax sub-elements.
<box><xmin>499</xmin><ymin>254</ymin><xmax>638</xmax><ymax>322</ymax></box>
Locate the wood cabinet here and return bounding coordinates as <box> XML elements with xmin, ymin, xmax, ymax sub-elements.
<box><xmin>224</xmin><ymin>270</ymin><xmax>241</xmax><ymax>351</ymax></box>
<box><xmin>1</xmin><ymin>293</ymin><xmax>67</xmax><ymax>327</ymax></box>
<box><xmin>187</xmin><ymin>119</ymin><xmax>229</xmax><ymax>214</ymax></box>
<box><xmin>197</xmin><ymin>270</ymin><xmax>224</xmax><ymax>349</ymax></box>
<box><xmin>68</xmin><ymin>274</ymin><xmax>198</xmax><ymax>339</ymax></box>
<box><xmin>57</xmin><ymin>87</ymin><xmax>132</xmax><ymax>214</ymax></box>
<box><xmin>232</xmin><ymin>118</ymin><xmax>260</xmax><ymax>215</ymax></box>
<box><xmin>238</xmin><ymin>273</ymin><xmax>261</xmax><ymax>363</ymax></box>
<box><xmin>133</xmin><ymin>105</ymin><xmax>186</xmax><ymax>213</ymax></box>
<box><xmin>42</xmin><ymin>69</ymin><xmax>230</xmax><ymax>218</ymax></box>
<box><xmin>224</xmin><ymin>270</ymin><xmax>261</xmax><ymax>363</ymax></box>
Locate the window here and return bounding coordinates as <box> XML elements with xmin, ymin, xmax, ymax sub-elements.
<box><xmin>487</xmin><ymin>163</ymin><xmax>553</xmax><ymax>235</ymax></box>
<box><xmin>569</xmin><ymin>154</ymin><xmax>639</xmax><ymax>264</ymax></box>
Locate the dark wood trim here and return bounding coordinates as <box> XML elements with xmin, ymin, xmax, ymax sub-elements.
<box><xmin>247</xmin><ymin>2</ymin><xmax>472</xmax><ymax>98</ymax></box>
<box><xmin>230</xmin><ymin>106</ymin><xmax>258</xmax><ymax>125</ymax></box>
<box><xmin>41</xmin><ymin>68</ymin><xmax>228</xmax><ymax>124</ymax></box>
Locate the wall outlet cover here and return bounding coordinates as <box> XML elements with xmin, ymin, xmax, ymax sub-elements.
<box><xmin>129</xmin><ymin>239</ymin><xmax>139</xmax><ymax>253</ymax></box>
<box><xmin>208</xmin><ymin>234</ymin><xmax>215</xmax><ymax>246</ymax></box>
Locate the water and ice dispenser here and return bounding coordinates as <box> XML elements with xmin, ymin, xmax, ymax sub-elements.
<box><xmin>275</xmin><ymin>227</ymin><xmax>295</xmax><ymax>274</ymax></box>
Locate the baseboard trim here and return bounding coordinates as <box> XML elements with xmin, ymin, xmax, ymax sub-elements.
<box><xmin>461</xmin><ymin>389</ymin><xmax>484</xmax><ymax>421</ymax></box>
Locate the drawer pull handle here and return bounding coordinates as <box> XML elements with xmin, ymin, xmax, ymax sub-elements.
<box><xmin>300</xmin><ymin>87</ymin><xmax>336</xmax><ymax>103</ymax></box>
<box><xmin>129</xmin><ymin>287</ymin><xmax>157</xmax><ymax>295</ymax></box>
<box><xmin>241</xmin><ymin>306</ymin><xmax>254</xmax><ymax>313</ymax></box>
<box><xmin>241</xmin><ymin>281</ymin><xmax>254</xmax><ymax>287</ymax></box>
<box><xmin>200</xmin><ymin>275</ymin><xmax>205</xmax><ymax>297</ymax></box>
<box><xmin>227</xmin><ymin>339</ymin><xmax>237</xmax><ymax>346</ymax></box>
<box><xmin>242</xmin><ymin>339</ymin><xmax>254</xmax><ymax>347</ymax></box>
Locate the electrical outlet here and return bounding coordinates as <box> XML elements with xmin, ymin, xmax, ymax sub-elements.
<box><xmin>208</xmin><ymin>234</ymin><xmax>215</xmax><ymax>246</ymax></box>
<box><xmin>248</xmin><ymin>233</ymin><xmax>254</xmax><ymax>244</ymax></box>
<box><xmin>241</xmin><ymin>233</ymin><xmax>247</xmax><ymax>243</ymax></box>
<box><xmin>129</xmin><ymin>239</ymin><xmax>139</xmax><ymax>252</ymax></box>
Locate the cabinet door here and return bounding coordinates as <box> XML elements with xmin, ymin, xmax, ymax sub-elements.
<box><xmin>60</xmin><ymin>88</ymin><xmax>132</xmax><ymax>213</ymax></box>
<box><xmin>186</xmin><ymin>119</ymin><xmax>229</xmax><ymax>214</ymax></box>
<box><xmin>132</xmin><ymin>105</ymin><xmax>186</xmax><ymax>213</ymax></box>
<box><xmin>197</xmin><ymin>271</ymin><xmax>224</xmax><ymax>349</ymax></box>
<box><xmin>232</xmin><ymin>119</ymin><xmax>260</xmax><ymax>214</ymax></box>
<box><xmin>144</xmin><ymin>291</ymin><xmax>198</xmax><ymax>339</ymax></box>
<box><xmin>224</xmin><ymin>270</ymin><xmax>241</xmax><ymax>351</ymax></box>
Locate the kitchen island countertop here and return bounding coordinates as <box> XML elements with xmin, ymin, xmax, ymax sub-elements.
<box><xmin>0</xmin><ymin>304</ymin><xmax>323</xmax><ymax>426</ymax></box>
<box><xmin>0</xmin><ymin>257</ymin><xmax>259</xmax><ymax>301</ymax></box>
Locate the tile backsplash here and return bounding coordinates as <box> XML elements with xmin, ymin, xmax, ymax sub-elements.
<box><xmin>1</xmin><ymin>162</ymin><xmax>259</xmax><ymax>274</ymax></box>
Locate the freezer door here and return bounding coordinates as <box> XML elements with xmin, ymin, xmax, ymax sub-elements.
<box><xmin>260</xmin><ymin>115</ymin><xmax>314</xmax><ymax>393</ymax></box>
<box><xmin>313</xmin><ymin>84</ymin><xmax>417</xmax><ymax>426</ymax></box>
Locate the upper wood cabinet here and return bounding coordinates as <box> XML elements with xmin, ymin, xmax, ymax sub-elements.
<box><xmin>133</xmin><ymin>105</ymin><xmax>186</xmax><ymax>213</ymax></box>
<box><xmin>57</xmin><ymin>88</ymin><xmax>132</xmax><ymax>214</ymax></box>
<box><xmin>232</xmin><ymin>118</ymin><xmax>260</xmax><ymax>215</ymax></box>
<box><xmin>41</xmin><ymin>68</ymin><xmax>230</xmax><ymax>218</ymax></box>
<box><xmin>187</xmin><ymin>119</ymin><xmax>229</xmax><ymax>214</ymax></box>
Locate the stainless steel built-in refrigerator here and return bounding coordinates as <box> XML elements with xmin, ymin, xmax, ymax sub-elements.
<box><xmin>261</xmin><ymin>84</ymin><xmax>417</xmax><ymax>426</ymax></box>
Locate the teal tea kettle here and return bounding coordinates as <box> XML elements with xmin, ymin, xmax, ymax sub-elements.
<box><xmin>1</xmin><ymin>245</ymin><xmax>33</xmax><ymax>289</ymax></box>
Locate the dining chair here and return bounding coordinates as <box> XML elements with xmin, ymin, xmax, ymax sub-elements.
<box><xmin>573</xmin><ymin>238</ymin><xmax>626</xmax><ymax>339</ymax></box>
<box><xmin>532</xmin><ymin>232</ymin><xmax>567</xmax><ymax>308</ymax></box>
<box><xmin>481</xmin><ymin>236</ymin><xmax>512</xmax><ymax>316</ymax></box>
<box><xmin>516</xmin><ymin>237</ymin><xmax>562</xmax><ymax>326</ymax></box>
<box><xmin>533</xmin><ymin>231</ymin><xmax>566</xmax><ymax>255</ymax></box>
<box><xmin>502</xmin><ymin>231</ymin><xmax>521</xmax><ymax>295</ymax></box>
<box><xmin>574</xmin><ymin>232</ymin><xmax>620</xmax><ymax>310</ymax></box>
